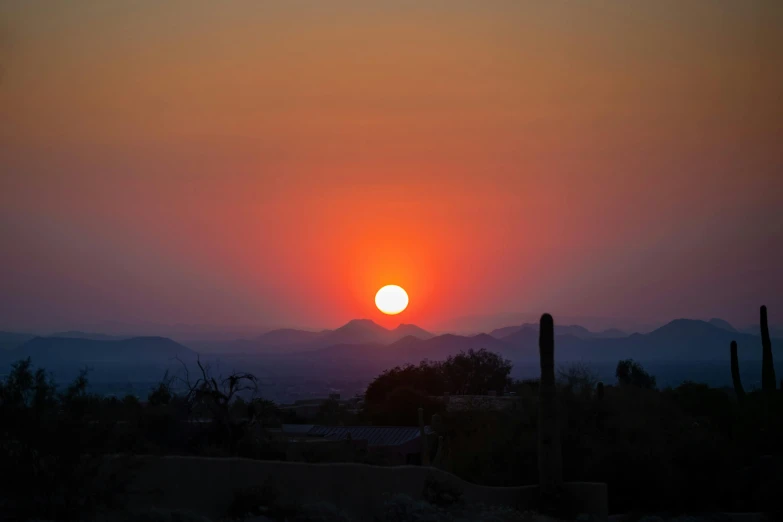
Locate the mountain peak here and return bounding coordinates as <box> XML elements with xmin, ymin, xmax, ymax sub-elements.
<box><xmin>650</xmin><ymin>318</ymin><xmax>726</xmax><ymax>338</ymax></box>
<box><xmin>707</xmin><ymin>318</ymin><xmax>736</xmax><ymax>332</ymax></box>
<box><xmin>337</xmin><ymin>319</ymin><xmax>387</xmax><ymax>331</ymax></box>
<box><xmin>392</xmin><ymin>323</ymin><xmax>433</xmax><ymax>339</ymax></box>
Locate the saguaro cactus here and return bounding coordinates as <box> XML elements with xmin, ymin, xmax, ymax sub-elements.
<box><xmin>595</xmin><ymin>381</ymin><xmax>606</xmax><ymax>430</ymax></box>
<box><xmin>433</xmin><ymin>435</ymin><xmax>444</xmax><ymax>467</ymax></box>
<box><xmin>730</xmin><ymin>340</ymin><xmax>746</xmax><ymax>401</ymax></box>
<box><xmin>761</xmin><ymin>306</ymin><xmax>776</xmax><ymax>394</ymax></box>
<box><xmin>538</xmin><ymin>313</ymin><xmax>562</xmax><ymax>490</ymax></box>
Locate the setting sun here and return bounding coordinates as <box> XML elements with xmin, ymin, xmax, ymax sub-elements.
<box><xmin>375</xmin><ymin>285</ymin><xmax>409</xmax><ymax>315</ymax></box>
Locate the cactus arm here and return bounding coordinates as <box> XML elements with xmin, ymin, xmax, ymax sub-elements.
<box><xmin>538</xmin><ymin>313</ymin><xmax>562</xmax><ymax>490</ymax></box>
<box><xmin>730</xmin><ymin>340</ymin><xmax>746</xmax><ymax>401</ymax></box>
<box><xmin>760</xmin><ymin>306</ymin><xmax>777</xmax><ymax>393</ymax></box>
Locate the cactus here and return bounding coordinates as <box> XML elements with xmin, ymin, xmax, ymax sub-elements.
<box><xmin>761</xmin><ymin>305</ymin><xmax>776</xmax><ymax>393</ymax></box>
<box><xmin>538</xmin><ymin>313</ymin><xmax>562</xmax><ymax>491</ymax></box>
<box><xmin>729</xmin><ymin>306</ymin><xmax>776</xmax><ymax>399</ymax></box>
<box><xmin>433</xmin><ymin>435</ymin><xmax>444</xmax><ymax>467</ymax></box>
<box><xmin>730</xmin><ymin>340</ymin><xmax>746</xmax><ymax>401</ymax></box>
<box><xmin>431</xmin><ymin>413</ymin><xmax>442</xmax><ymax>433</ymax></box>
<box><xmin>595</xmin><ymin>381</ymin><xmax>605</xmax><ymax>430</ymax></box>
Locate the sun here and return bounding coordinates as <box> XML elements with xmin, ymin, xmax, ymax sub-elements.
<box><xmin>375</xmin><ymin>285</ymin><xmax>409</xmax><ymax>315</ymax></box>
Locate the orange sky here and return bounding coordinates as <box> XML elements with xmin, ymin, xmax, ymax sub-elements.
<box><xmin>1</xmin><ymin>1</ymin><xmax>782</xmax><ymax>333</ymax></box>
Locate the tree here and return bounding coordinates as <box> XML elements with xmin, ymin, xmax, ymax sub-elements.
<box><xmin>370</xmin><ymin>386</ymin><xmax>444</xmax><ymax>426</ymax></box>
<box><xmin>363</xmin><ymin>350</ymin><xmax>513</xmax><ymax>425</ymax></box>
<box><xmin>148</xmin><ymin>370</ymin><xmax>174</xmax><ymax>406</ymax></box>
<box><xmin>0</xmin><ymin>360</ymin><xmax>123</xmax><ymax>519</ymax></box>
<box><xmin>364</xmin><ymin>361</ymin><xmax>445</xmax><ymax>407</ymax></box>
<box><xmin>615</xmin><ymin>359</ymin><xmax>656</xmax><ymax>389</ymax></box>
<box><xmin>557</xmin><ymin>362</ymin><xmax>598</xmax><ymax>396</ymax></box>
<box><xmin>315</xmin><ymin>398</ymin><xmax>342</xmax><ymax>425</ymax></box>
<box><xmin>176</xmin><ymin>356</ymin><xmax>259</xmax><ymax>450</ymax></box>
<box><xmin>441</xmin><ymin>349</ymin><xmax>512</xmax><ymax>395</ymax></box>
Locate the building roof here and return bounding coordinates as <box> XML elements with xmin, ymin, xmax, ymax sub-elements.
<box><xmin>280</xmin><ymin>424</ymin><xmax>316</xmax><ymax>435</ymax></box>
<box><xmin>281</xmin><ymin>424</ymin><xmax>431</xmax><ymax>447</ymax></box>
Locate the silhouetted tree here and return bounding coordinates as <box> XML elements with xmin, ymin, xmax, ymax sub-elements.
<box><xmin>364</xmin><ymin>350</ymin><xmax>512</xmax><ymax>425</ymax></box>
<box><xmin>0</xmin><ymin>360</ymin><xmax>125</xmax><ymax>519</ymax></box>
<box><xmin>147</xmin><ymin>369</ymin><xmax>174</xmax><ymax>406</ymax></box>
<box><xmin>615</xmin><ymin>359</ymin><xmax>656</xmax><ymax>389</ymax></box>
<box><xmin>176</xmin><ymin>356</ymin><xmax>259</xmax><ymax>450</ymax></box>
<box><xmin>364</xmin><ymin>361</ymin><xmax>445</xmax><ymax>406</ymax></box>
<box><xmin>557</xmin><ymin>362</ymin><xmax>598</xmax><ymax>396</ymax></box>
<box><xmin>441</xmin><ymin>349</ymin><xmax>512</xmax><ymax>395</ymax></box>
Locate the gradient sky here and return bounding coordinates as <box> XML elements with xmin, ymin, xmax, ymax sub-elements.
<box><xmin>1</xmin><ymin>1</ymin><xmax>782</xmax><ymax>334</ymax></box>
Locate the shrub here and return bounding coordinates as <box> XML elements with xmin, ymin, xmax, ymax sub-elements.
<box><xmin>615</xmin><ymin>359</ymin><xmax>656</xmax><ymax>389</ymax></box>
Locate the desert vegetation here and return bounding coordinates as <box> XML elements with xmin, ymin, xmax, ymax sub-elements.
<box><xmin>1</xmin><ymin>308</ymin><xmax>781</xmax><ymax>520</ymax></box>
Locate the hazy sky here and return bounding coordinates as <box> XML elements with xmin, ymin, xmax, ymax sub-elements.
<box><xmin>1</xmin><ymin>1</ymin><xmax>782</xmax><ymax>333</ymax></box>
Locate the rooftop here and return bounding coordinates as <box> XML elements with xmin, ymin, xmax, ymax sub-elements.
<box><xmin>280</xmin><ymin>424</ymin><xmax>431</xmax><ymax>447</ymax></box>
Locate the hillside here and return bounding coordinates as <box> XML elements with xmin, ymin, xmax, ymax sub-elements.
<box><xmin>256</xmin><ymin>328</ymin><xmax>328</xmax><ymax>346</ymax></box>
<box><xmin>391</xmin><ymin>323</ymin><xmax>434</xmax><ymax>340</ymax></box>
<box><xmin>0</xmin><ymin>331</ymin><xmax>35</xmax><ymax>351</ymax></box>
<box><xmin>5</xmin><ymin>336</ymin><xmax>197</xmax><ymax>366</ymax></box>
<box><xmin>490</xmin><ymin>323</ymin><xmax>623</xmax><ymax>340</ymax></box>
<box><xmin>499</xmin><ymin>319</ymin><xmax>783</xmax><ymax>362</ymax></box>
<box><xmin>306</xmin><ymin>318</ymin><xmax>783</xmax><ymax>369</ymax></box>
<box><xmin>48</xmin><ymin>331</ymin><xmax>129</xmax><ymax>341</ymax></box>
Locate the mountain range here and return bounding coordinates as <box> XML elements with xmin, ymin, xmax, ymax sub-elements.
<box><xmin>185</xmin><ymin>319</ymin><xmax>434</xmax><ymax>355</ymax></box>
<box><xmin>0</xmin><ymin>336</ymin><xmax>196</xmax><ymax>366</ymax></box>
<box><xmin>489</xmin><ymin>323</ymin><xmax>627</xmax><ymax>340</ymax></box>
<box><xmin>1</xmin><ymin>317</ymin><xmax>781</xmax><ymax>372</ymax></box>
<box><xmin>269</xmin><ymin>318</ymin><xmax>783</xmax><ymax>366</ymax></box>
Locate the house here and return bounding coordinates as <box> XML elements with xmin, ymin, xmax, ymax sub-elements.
<box><xmin>277</xmin><ymin>394</ymin><xmax>362</xmax><ymax>421</ymax></box>
<box><xmin>274</xmin><ymin>424</ymin><xmax>433</xmax><ymax>465</ymax></box>
<box><xmin>433</xmin><ymin>393</ymin><xmax>522</xmax><ymax>412</ymax></box>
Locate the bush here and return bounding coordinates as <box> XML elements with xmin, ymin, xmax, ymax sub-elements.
<box><xmin>364</xmin><ymin>350</ymin><xmax>513</xmax><ymax>426</ymax></box>
<box><xmin>616</xmin><ymin>359</ymin><xmax>657</xmax><ymax>389</ymax></box>
<box><xmin>0</xmin><ymin>359</ymin><xmax>129</xmax><ymax>520</ymax></box>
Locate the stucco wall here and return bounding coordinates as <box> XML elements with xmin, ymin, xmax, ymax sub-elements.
<box><xmin>104</xmin><ymin>455</ymin><xmax>607</xmax><ymax>520</ymax></box>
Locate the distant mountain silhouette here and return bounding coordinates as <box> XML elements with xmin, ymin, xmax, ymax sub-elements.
<box><xmin>490</xmin><ymin>323</ymin><xmax>624</xmax><ymax>340</ymax></box>
<box><xmin>307</xmin><ymin>318</ymin><xmax>783</xmax><ymax>367</ymax></box>
<box><xmin>739</xmin><ymin>324</ymin><xmax>783</xmax><ymax>338</ymax></box>
<box><xmin>498</xmin><ymin>319</ymin><xmax>782</xmax><ymax>362</ymax></box>
<box><xmin>390</xmin><ymin>324</ymin><xmax>434</xmax><ymax>340</ymax></box>
<box><xmin>596</xmin><ymin>328</ymin><xmax>628</xmax><ymax>338</ymax></box>
<box><xmin>313</xmin><ymin>331</ymin><xmax>509</xmax><ymax>363</ymax></box>
<box><xmin>48</xmin><ymin>331</ymin><xmax>128</xmax><ymax>341</ymax></box>
<box><xmin>184</xmin><ymin>319</ymin><xmax>433</xmax><ymax>355</ymax></box>
<box><xmin>488</xmin><ymin>325</ymin><xmax>525</xmax><ymax>339</ymax></box>
<box><xmin>317</xmin><ymin>319</ymin><xmax>390</xmax><ymax>346</ymax></box>
<box><xmin>499</xmin><ymin>326</ymin><xmax>539</xmax><ymax>344</ymax></box>
<box><xmin>0</xmin><ymin>331</ymin><xmax>35</xmax><ymax>351</ymax></box>
<box><xmin>256</xmin><ymin>328</ymin><xmax>328</xmax><ymax>346</ymax></box>
<box><xmin>312</xmin><ymin>319</ymin><xmax>433</xmax><ymax>348</ymax></box>
<box><xmin>6</xmin><ymin>336</ymin><xmax>196</xmax><ymax>365</ymax></box>
<box><xmin>6</xmin><ymin>317</ymin><xmax>779</xmax><ymax>375</ymax></box>
<box><xmin>707</xmin><ymin>318</ymin><xmax>736</xmax><ymax>332</ymax></box>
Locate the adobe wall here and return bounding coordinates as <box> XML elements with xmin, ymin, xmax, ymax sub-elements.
<box><xmin>104</xmin><ymin>455</ymin><xmax>607</xmax><ymax>521</ymax></box>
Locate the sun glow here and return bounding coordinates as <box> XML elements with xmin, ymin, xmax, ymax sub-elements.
<box><xmin>375</xmin><ymin>285</ymin><xmax>409</xmax><ymax>315</ymax></box>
